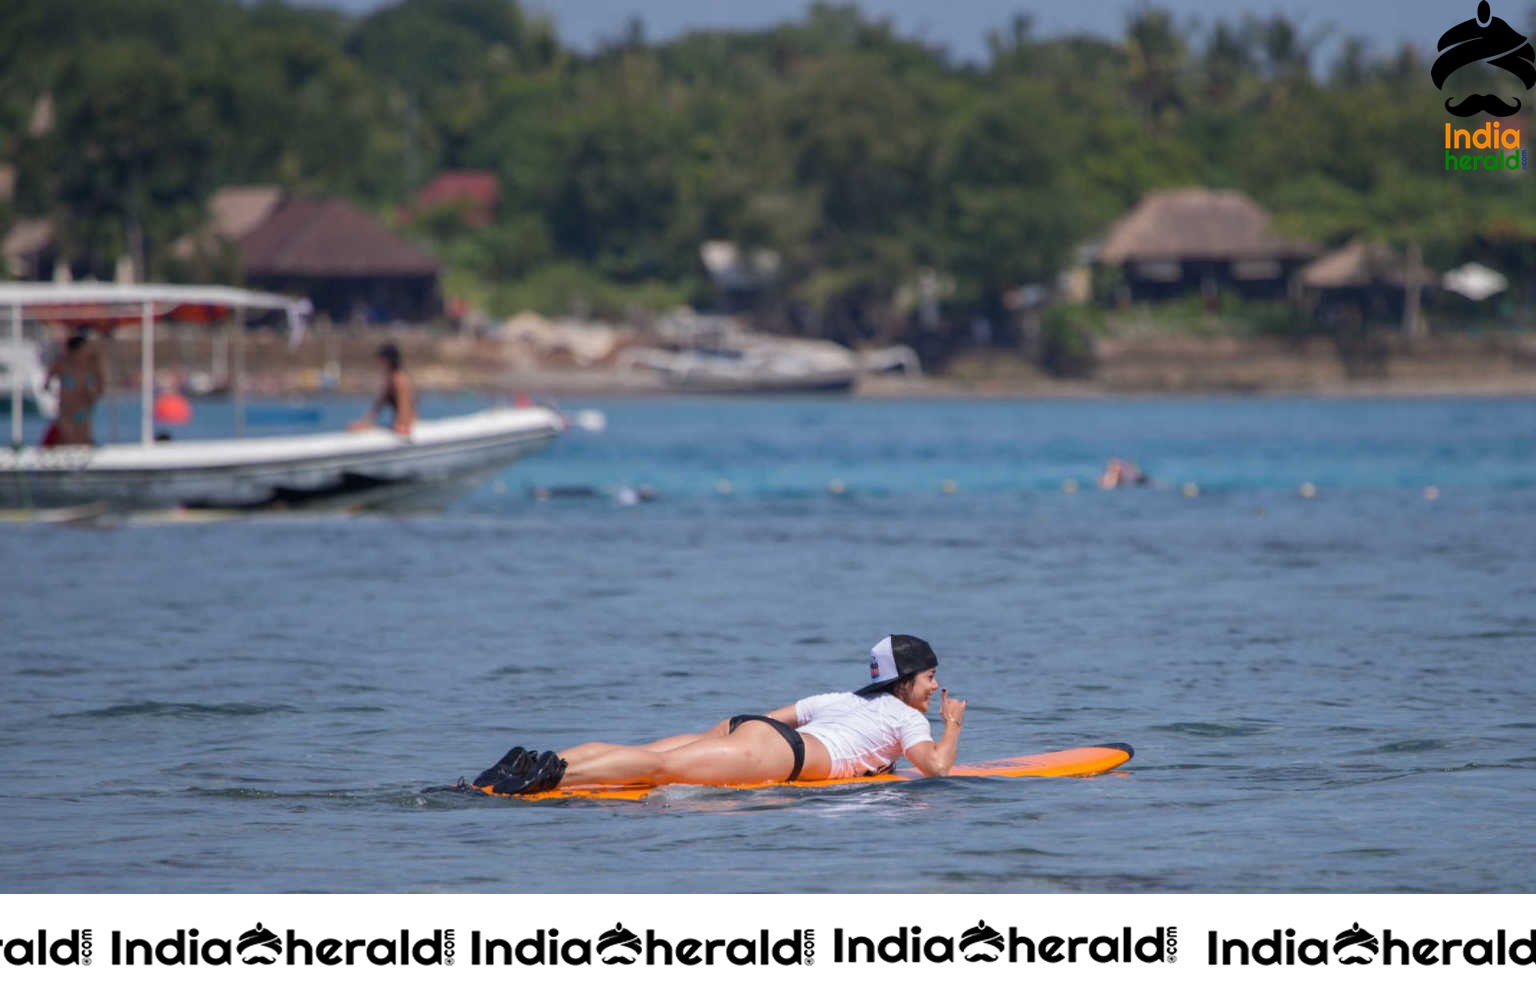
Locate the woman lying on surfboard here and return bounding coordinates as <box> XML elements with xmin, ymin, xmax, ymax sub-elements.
<box><xmin>473</xmin><ymin>634</ymin><xmax>966</xmax><ymax>795</ymax></box>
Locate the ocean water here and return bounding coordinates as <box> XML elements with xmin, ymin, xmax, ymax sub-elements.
<box><xmin>2</xmin><ymin>394</ymin><xmax>1534</xmax><ymax>893</ymax></box>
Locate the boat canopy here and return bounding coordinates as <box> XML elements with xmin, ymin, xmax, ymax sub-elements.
<box><xmin>0</xmin><ymin>281</ymin><xmax>303</xmax><ymax>311</ymax></box>
<box><xmin>2</xmin><ymin>283</ymin><xmax>312</xmax><ymax>447</ymax></box>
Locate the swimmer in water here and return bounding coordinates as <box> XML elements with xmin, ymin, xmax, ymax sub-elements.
<box><xmin>1098</xmin><ymin>457</ymin><xmax>1149</xmax><ymax>490</ymax></box>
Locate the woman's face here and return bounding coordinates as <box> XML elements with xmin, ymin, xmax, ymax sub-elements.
<box><xmin>898</xmin><ymin>668</ymin><xmax>939</xmax><ymax>711</ymax></box>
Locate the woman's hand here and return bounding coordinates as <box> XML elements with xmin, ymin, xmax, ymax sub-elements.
<box><xmin>940</xmin><ymin>688</ymin><xmax>967</xmax><ymax>727</ymax></box>
<box><xmin>909</xmin><ymin>690</ymin><xmax>967</xmax><ymax>777</ymax></box>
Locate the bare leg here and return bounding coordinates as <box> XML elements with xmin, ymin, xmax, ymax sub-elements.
<box><xmin>559</xmin><ymin>725</ymin><xmax>728</xmax><ymax>766</ymax></box>
<box><xmin>639</xmin><ymin>732</ymin><xmax>714</xmax><ymax>752</ymax></box>
<box><xmin>561</xmin><ymin>723</ymin><xmax>796</xmax><ymax>789</ymax></box>
<box><xmin>557</xmin><ymin>742</ymin><xmax>627</xmax><ymax>765</ymax></box>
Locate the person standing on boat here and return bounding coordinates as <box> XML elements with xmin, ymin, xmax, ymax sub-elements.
<box><xmin>471</xmin><ymin>634</ymin><xmax>967</xmax><ymax>795</ymax></box>
<box><xmin>349</xmin><ymin>342</ymin><xmax>416</xmax><ymax>437</ymax></box>
<box><xmin>42</xmin><ymin>329</ymin><xmax>105</xmax><ymax>447</ymax></box>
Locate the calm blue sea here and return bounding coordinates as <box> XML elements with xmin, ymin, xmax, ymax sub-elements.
<box><xmin>2</xmin><ymin>393</ymin><xmax>1534</xmax><ymax>893</ymax></box>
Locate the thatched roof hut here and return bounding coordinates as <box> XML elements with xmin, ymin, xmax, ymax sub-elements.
<box><xmin>239</xmin><ymin>198</ymin><xmax>441</xmax><ymax>322</ymax></box>
<box><xmin>241</xmin><ymin>199</ymin><xmax>439</xmax><ymax>279</ymax></box>
<box><xmin>167</xmin><ymin>189</ymin><xmax>441</xmax><ymax>322</ymax></box>
<box><xmin>1299</xmin><ymin>240</ymin><xmax>1436</xmax><ymax>289</ymax></box>
<box><xmin>1301</xmin><ymin>239</ymin><xmax>1438</xmax><ymax>334</ymax></box>
<box><xmin>1100</xmin><ymin>188</ymin><xmax>1317</xmax><ymax>264</ymax></box>
<box><xmin>1098</xmin><ymin>188</ymin><xmax>1319</xmax><ymax>302</ymax></box>
<box><xmin>172</xmin><ymin>185</ymin><xmax>285</xmax><ymax>262</ymax></box>
<box><xmin>2</xmin><ymin>218</ymin><xmax>55</xmax><ymax>279</ymax></box>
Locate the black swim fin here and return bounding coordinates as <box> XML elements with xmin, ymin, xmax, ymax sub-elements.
<box><xmin>527</xmin><ymin>750</ymin><xmax>567</xmax><ymax>793</ymax></box>
<box><xmin>472</xmin><ymin>745</ymin><xmax>534</xmax><ymax>789</ymax></box>
<box><xmin>491</xmin><ymin>750</ymin><xmax>567</xmax><ymax>795</ymax></box>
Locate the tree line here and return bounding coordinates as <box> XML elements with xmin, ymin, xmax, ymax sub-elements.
<box><xmin>2</xmin><ymin>0</ymin><xmax>1532</xmax><ymax>346</ymax></box>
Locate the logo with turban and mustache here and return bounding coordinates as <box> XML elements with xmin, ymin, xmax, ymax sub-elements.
<box><xmin>958</xmin><ymin>920</ymin><xmax>1006</xmax><ymax>962</ymax></box>
<box><xmin>1433</xmin><ymin>1</ymin><xmax>1536</xmax><ymax>117</ymax></box>
<box><xmin>237</xmin><ymin>922</ymin><xmax>282</xmax><ymax>965</ymax></box>
<box><xmin>596</xmin><ymin>922</ymin><xmax>643</xmax><ymax>964</ymax></box>
<box><xmin>1332</xmin><ymin>922</ymin><xmax>1379</xmax><ymax>965</ymax></box>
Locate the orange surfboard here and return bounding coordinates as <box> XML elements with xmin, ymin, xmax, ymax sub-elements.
<box><xmin>464</xmin><ymin>742</ymin><xmax>1134</xmax><ymax>802</ymax></box>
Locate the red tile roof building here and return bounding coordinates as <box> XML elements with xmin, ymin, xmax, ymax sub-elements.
<box><xmin>410</xmin><ymin>170</ymin><xmax>500</xmax><ymax>228</ymax></box>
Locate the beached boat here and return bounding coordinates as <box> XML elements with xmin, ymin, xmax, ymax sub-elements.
<box><xmin>617</xmin><ymin>314</ymin><xmax>862</xmax><ymax>393</ymax></box>
<box><xmin>0</xmin><ymin>283</ymin><xmax>563</xmax><ymax>511</ymax></box>
<box><xmin>618</xmin><ymin>341</ymin><xmax>860</xmax><ymax>393</ymax></box>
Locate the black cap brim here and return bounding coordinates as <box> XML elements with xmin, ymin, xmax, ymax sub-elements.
<box><xmin>854</xmin><ymin>677</ymin><xmax>900</xmax><ymax>696</ymax></box>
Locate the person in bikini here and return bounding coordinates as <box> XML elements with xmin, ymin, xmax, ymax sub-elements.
<box><xmin>348</xmin><ymin>342</ymin><xmax>416</xmax><ymax>436</ymax></box>
<box><xmin>43</xmin><ymin>330</ymin><xmax>106</xmax><ymax>447</ymax></box>
<box><xmin>473</xmin><ymin>634</ymin><xmax>966</xmax><ymax>795</ymax></box>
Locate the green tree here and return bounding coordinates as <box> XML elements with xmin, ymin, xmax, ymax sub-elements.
<box><xmin>348</xmin><ymin>0</ymin><xmax>558</xmax><ymax>174</ymax></box>
<box><xmin>1124</xmin><ymin>5</ymin><xmax>1190</xmax><ymax>128</ymax></box>
<box><xmin>16</xmin><ymin>40</ymin><xmax>217</xmax><ymax>279</ymax></box>
<box><xmin>937</xmin><ymin>80</ymin><xmax>1090</xmax><ymax>303</ymax></box>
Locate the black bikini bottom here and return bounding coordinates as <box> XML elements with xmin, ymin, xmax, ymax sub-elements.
<box><xmin>728</xmin><ymin>714</ymin><xmax>806</xmax><ymax>781</ymax></box>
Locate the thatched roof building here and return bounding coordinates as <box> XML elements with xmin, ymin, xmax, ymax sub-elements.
<box><xmin>238</xmin><ymin>197</ymin><xmax>441</xmax><ymax>323</ymax></box>
<box><xmin>1299</xmin><ymin>240</ymin><xmax>1436</xmax><ymax>289</ymax></box>
<box><xmin>167</xmin><ymin>188</ymin><xmax>441</xmax><ymax>323</ymax></box>
<box><xmin>1301</xmin><ymin>239</ymin><xmax>1437</xmax><ymax>329</ymax></box>
<box><xmin>172</xmin><ymin>185</ymin><xmax>285</xmax><ymax>264</ymax></box>
<box><xmin>2</xmin><ymin>218</ymin><xmax>56</xmax><ymax>280</ymax></box>
<box><xmin>1099</xmin><ymin>188</ymin><xmax>1319</xmax><ymax>302</ymax></box>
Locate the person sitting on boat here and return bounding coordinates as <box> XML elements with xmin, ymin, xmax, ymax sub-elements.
<box><xmin>471</xmin><ymin>634</ymin><xmax>967</xmax><ymax>795</ymax></box>
<box><xmin>42</xmin><ymin>329</ymin><xmax>105</xmax><ymax>447</ymax></box>
<box><xmin>348</xmin><ymin>342</ymin><xmax>416</xmax><ymax>437</ymax></box>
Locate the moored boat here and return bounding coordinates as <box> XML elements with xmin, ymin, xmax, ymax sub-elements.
<box><xmin>0</xmin><ymin>283</ymin><xmax>563</xmax><ymax>511</ymax></box>
<box><xmin>0</xmin><ymin>405</ymin><xmax>563</xmax><ymax>510</ymax></box>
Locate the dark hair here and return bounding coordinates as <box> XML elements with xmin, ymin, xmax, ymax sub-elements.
<box><xmin>859</xmin><ymin>672</ymin><xmax>922</xmax><ymax>700</ymax></box>
<box><xmin>377</xmin><ymin>343</ymin><xmax>402</xmax><ymax>370</ymax></box>
<box><xmin>66</xmin><ymin>332</ymin><xmax>88</xmax><ymax>351</ymax></box>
